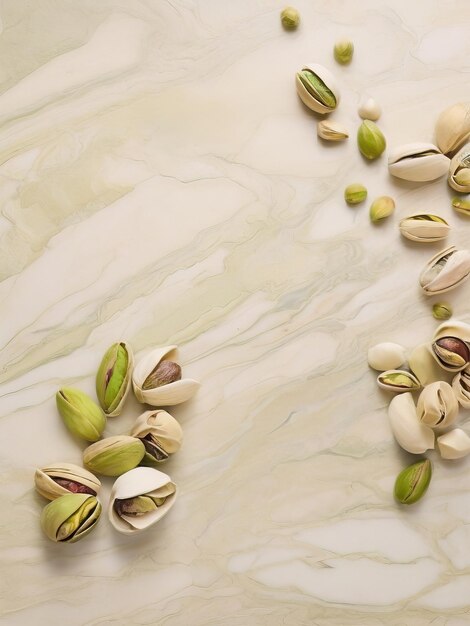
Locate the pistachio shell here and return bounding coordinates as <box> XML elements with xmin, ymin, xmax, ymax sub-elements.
<box><xmin>388</xmin><ymin>143</ymin><xmax>449</xmax><ymax>182</ymax></box>
<box><xmin>367</xmin><ymin>342</ymin><xmax>406</xmax><ymax>371</ymax></box>
<box><xmin>96</xmin><ymin>342</ymin><xmax>134</xmax><ymax>416</ymax></box>
<box><xmin>358</xmin><ymin>97</ymin><xmax>381</xmax><ymax>121</ymax></box>
<box><xmin>419</xmin><ymin>245</ymin><xmax>470</xmax><ymax>295</ymax></box>
<box><xmin>437</xmin><ymin>428</ymin><xmax>470</xmax><ymax>459</ymax></box>
<box><xmin>452</xmin><ymin>367</ymin><xmax>470</xmax><ymax>409</ymax></box>
<box><xmin>317</xmin><ymin>120</ymin><xmax>348</xmax><ymax>142</ymax></box>
<box><xmin>40</xmin><ymin>493</ymin><xmax>101</xmax><ymax>543</ymax></box>
<box><xmin>83</xmin><ymin>436</ymin><xmax>145</xmax><ymax>477</ymax></box>
<box><xmin>388</xmin><ymin>393</ymin><xmax>435</xmax><ymax>454</ymax></box>
<box><xmin>417</xmin><ymin>381</ymin><xmax>459</xmax><ymax>428</ymax></box>
<box><xmin>108</xmin><ymin>466</ymin><xmax>177</xmax><ymax>535</ymax></box>
<box><xmin>431</xmin><ymin>336</ymin><xmax>470</xmax><ymax>372</ymax></box>
<box><xmin>435</xmin><ymin>102</ymin><xmax>470</xmax><ymax>155</ymax></box>
<box><xmin>408</xmin><ymin>344</ymin><xmax>453</xmax><ymax>386</ymax></box>
<box><xmin>377</xmin><ymin>369</ymin><xmax>420</xmax><ymax>393</ymax></box>
<box><xmin>35</xmin><ymin>463</ymin><xmax>101</xmax><ymax>500</ymax></box>
<box><xmin>295</xmin><ymin>63</ymin><xmax>340</xmax><ymax>114</ymax></box>
<box><xmin>433</xmin><ymin>320</ymin><xmax>470</xmax><ymax>343</ymax></box>
<box><xmin>130</xmin><ymin>410</ymin><xmax>183</xmax><ymax>464</ymax></box>
<box><xmin>394</xmin><ymin>459</ymin><xmax>432</xmax><ymax>505</ymax></box>
<box><xmin>448</xmin><ymin>143</ymin><xmax>470</xmax><ymax>193</ymax></box>
<box><xmin>399</xmin><ymin>214</ymin><xmax>450</xmax><ymax>243</ymax></box>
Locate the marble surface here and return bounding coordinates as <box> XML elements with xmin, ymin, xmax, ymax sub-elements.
<box><xmin>2</xmin><ymin>0</ymin><xmax>470</xmax><ymax>624</ymax></box>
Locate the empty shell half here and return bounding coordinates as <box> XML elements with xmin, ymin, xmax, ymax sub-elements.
<box><xmin>388</xmin><ymin>392</ymin><xmax>435</xmax><ymax>454</ymax></box>
<box><xmin>437</xmin><ymin>428</ymin><xmax>470</xmax><ymax>459</ymax></box>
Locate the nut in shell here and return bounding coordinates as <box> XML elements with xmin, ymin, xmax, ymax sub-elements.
<box><xmin>35</xmin><ymin>463</ymin><xmax>101</xmax><ymax>501</ymax></box>
<box><xmin>377</xmin><ymin>370</ymin><xmax>420</xmax><ymax>393</ymax></box>
<box><xmin>83</xmin><ymin>436</ymin><xmax>145</xmax><ymax>477</ymax></box>
<box><xmin>295</xmin><ymin>63</ymin><xmax>339</xmax><ymax>114</ymax></box>
<box><xmin>130</xmin><ymin>410</ymin><xmax>183</xmax><ymax>464</ymax></box>
<box><xmin>419</xmin><ymin>246</ymin><xmax>470</xmax><ymax>295</ymax></box>
<box><xmin>435</xmin><ymin>102</ymin><xmax>470</xmax><ymax>155</ymax></box>
<box><xmin>399</xmin><ymin>214</ymin><xmax>449</xmax><ymax>243</ymax></box>
<box><xmin>96</xmin><ymin>342</ymin><xmax>133</xmax><ymax>416</ymax></box>
<box><xmin>388</xmin><ymin>143</ymin><xmax>449</xmax><ymax>182</ymax></box>
<box><xmin>431</xmin><ymin>336</ymin><xmax>470</xmax><ymax>372</ymax></box>
<box><xmin>40</xmin><ymin>493</ymin><xmax>102</xmax><ymax>543</ymax></box>
<box><xmin>417</xmin><ymin>381</ymin><xmax>459</xmax><ymax>428</ymax></box>
<box><xmin>448</xmin><ymin>143</ymin><xmax>470</xmax><ymax>193</ymax></box>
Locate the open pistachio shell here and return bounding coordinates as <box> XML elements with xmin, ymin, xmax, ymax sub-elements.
<box><xmin>417</xmin><ymin>381</ymin><xmax>459</xmax><ymax>428</ymax></box>
<box><xmin>408</xmin><ymin>344</ymin><xmax>453</xmax><ymax>386</ymax></box>
<box><xmin>108</xmin><ymin>466</ymin><xmax>177</xmax><ymax>535</ymax></box>
<box><xmin>448</xmin><ymin>143</ymin><xmax>470</xmax><ymax>193</ymax></box>
<box><xmin>40</xmin><ymin>493</ymin><xmax>101</xmax><ymax>543</ymax></box>
<box><xmin>399</xmin><ymin>214</ymin><xmax>450</xmax><ymax>243</ymax></box>
<box><xmin>377</xmin><ymin>370</ymin><xmax>420</xmax><ymax>393</ymax></box>
<box><xmin>130</xmin><ymin>410</ymin><xmax>183</xmax><ymax>464</ymax></box>
<box><xmin>132</xmin><ymin>345</ymin><xmax>200</xmax><ymax>406</ymax></box>
<box><xmin>83</xmin><ymin>436</ymin><xmax>145</xmax><ymax>477</ymax></box>
<box><xmin>452</xmin><ymin>367</ymin><xmax>470</xmax><ymax>408</ymax></box>
<box><xmin>35</xmin><ymin>463</ymin><xmax>101</xmax><ymax>501</ymax></box>
<box><xmin>437</xmin><ymin>428</ymin><xmax>470</xmax><ymax>459</ymax></box>
<box><xmin>388</xmin><ymin>393</ymin><xmax>435</xmax><ymax>454</ymax></box>
<box><xmin>295</xmin><ymin>63</ymin><xmax>340</xmax><ymax>114</ymax></box>
<box><xmin>388</xmin><ymin>143</ymin><xmax>449</xmax><ymax>182</ymax></box>
<box><xmin>419</xmin><ymin>246</ymin><xmax>470</xmax><ymax>295</ymax></box>
<box><xmin>435</xmin><ymin>102</ymin><xmax>470</xmax><ymax>155</ymax></box>
<box><xmin>96</xmin><ymin>342</ymin><xmax>134</xmax><ymax>417</ymax></box>
<box><xmin>367</xmin><ymin>342</ymin><xmax>406</xmax><ymax>371</ymax></box>
<box><xmin>431</xmin><ymin>336</ymin><xmax>470</xmax><ymax>372</ymax></box>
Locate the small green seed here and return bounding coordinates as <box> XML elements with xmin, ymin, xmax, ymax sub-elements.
<box><xmin>432</xmin><ymin>302</ymin><xmax>452</xmax><ymax>321</ymax></box>
<box><xmin>344</xmin><ymin>183</ymin><xmax>367</xmax><ymax>205</ymax></box>
<box><xmin>280</xmin><ymin>6</ymin><xmax>300</xmax><ymax>29</ymax></box>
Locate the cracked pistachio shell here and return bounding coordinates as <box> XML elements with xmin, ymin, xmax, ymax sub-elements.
<box><xmin>448</xmin><ymin>143</ymin><xmax>470</xmax><ymax>193</ymax></box>
<box><xmin>41</xmin><ymin>493</ymin><xmax>101</xmax><ymax>543</ymax></box>
<box><xmin>435</xmin><ymin>102</ymin><xmax>470</xmax><ymax>155</ymax></box>
<box><xmin>431</xmin><ymin>336</ymin><xmax>470</xmax><ymax>372</ymax></box>
<box><xmin>419</xmin><ymin>246</ymin><xmax>470</xmax><ymax>295</ymax></box>
<box><xmin>334</xmin><ymin>38</ymin><xmax>354</xmax><ymax>64</ymax></box>
<box><xmin>394</xmin><ymin>459</ymin><xmax>432</xmax><ymax>505</ymax></box>
<box><xmin>56</xmin><ymin>388</ymin><xmax>106</xmax><ymax>442</ymax></box>
<box><xmin>432</xmin><ymin>303</ymin><xmax>452</xmax><ymax>321</ymax></box>
<box><xmin>108</xmin><ymin>467</ymin><xmax>177</xmax><ymax>535</ymax></box>
<box><xmin>317</xmin><ymin>120</ymin><xmax>348</xmax><ymax>142</ymax></box>
<box><xmin>295</xmin><ymin>63</ymin><xmax>339</xmax><ymax>114</ymax></box>
<box><xmin>96</xmin><ymin>342</ymin><xmax>133</xmax><ymax>417</ymax></box>
<box><xmin>408</xmin><ymin>343</ymin><xmax>453</xmax><ymax>386</ymax></box>
<box><xmin>357</xmin><ymin>120</ymin><xmax>386</xmax><ymax>160</ymax></box>
<box><xmin>437</xmin><ymin>428</ymin><xmax>470</xmax><ymax>459</ymax></box>
<box><xmin>132</xmin><ymin>345</ymin><xmax>200</xmax><ymax>406</ymax></box>
<box><xmin>417</xmin><ymin>381</ymin><xmax>459</xmax><ymax>428</ymax></box>
<box><xmin>367</xmin><ymin>342</ymin><xmax>406</xmax><ymax>371</ymax></box>
<box><xmin>388</xmin><ymin>393</ymin><xmax>434</xmax><ymax>454</ymax></box>
<box><xmin>399</xmin><ymin>214</ymin><xmax>449</xmax><ymax>243</ymax></box>
<box><xmin>452</xmin><ymin>197</ymin><xmax>470</xmax><ymax>216</ymax></box>
<box><xmin>452</xmin><ymin>367</ymin><xmax>470</xmax><ymax>409</ymax></box>
<box><xmin>344</xmin><ymin>183</ymin><xmax>367</xmax><ymax>205</ymax></box>
<box><xmin>35</xmin><ymin>463</ymin><xmax>101</xmax><ymax>501</ymax></box>
<box><xmin>83</xmin><ymin>436</ymin><xmax>145</xmax><ymax>477</ymax></box>
<box><xmin>377</xmin><ymin>370</ymin><xmax>420</xmax><ymax>393</ymax></box>
<box><xmin>358</xmin><ymin>97</ymin><xmax>381</xmax><ymax>121</ymax></box>
<box><xmin>130</xmin><ymin>410</ymin><xmax>183</xmax><ymax>464</ymax></box>
<box><xmin>370</xmin><ymin>196</ymin><xmax>395</xmax><ymax>223</ymax></box>
<box><xmin>280</xmin><ymin>7</ymin><xmax>300</xmax><ymax>29</ymax></box>
<box><xmin>388</xmin><ymin>143</ymin><xmax>449</xmax><ymax>182</ymax></box>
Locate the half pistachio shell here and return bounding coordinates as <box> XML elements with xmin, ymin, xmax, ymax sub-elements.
<box><xmin>437</xmin><ymin>428</ymin><xmax>470</xmax><ymax>459</ymax></box>
<box><xmin>96</xmin><ymin>342</ymin><xmax>133</xmax><ymax>417</ymax></box>
<box><xmin>435</xmin><ymin>102</ymin><xmax>470</xmax><ymax>155</ymax></box>
<box><xmin>448</xmin><ymin>143</ymin><xmax>470</xmax><ymax>193</ymax></box>
<box><xmin>295</xmin><ymin>63</ymin><xmax>339</xmax><ymax>114</ymax></box>
<box><xmin>377</xmin><ymin>370</ymin><xmax>420</xmax><ymax>393</ymax></box>
<box><xmin>41</xmin><ymin>493</ymin><xmax>101</xmax><ymax>543</ymax></box>
<box><xmin>394</xmin><ymin>459</ymin><xmax>432</xmax><ymax>505</ymax></box>
<box><xmin>388</xmin><ymin>393</ymin><xmax>434</xmax><ymax>454</ymax></box>
<box><xmin>130</xmin><ymin>410</ymin><xmax>183</xmax><ymax>464</ymax></box>
<box><xmin>83</xmin><ymin>436</ymin><xmax>145</xmax><ymax>477</ymax></box>
<box><xmin>388</xmin><ymin>143</ymin><xmax>449</xmax><ymax>182</ymax></box>
<box><xmin>399</xmin><ymin>214</ymin><xmax>449</xmax><ymax>243</ymax></box>
<box><xmin>108</xmin><ymin>466</ymin><xmax>177</xmax><ymax>535</ymax></box>
<box><xmin>452</xmin><ymin>367</ymin><xmax>470</xmax><ymax>408</ymax></box>
<box><xmin>35</xmin><ymin>463</ymin><xmax>101</xmax><ymax>501</ymax></box>
<box><xmin>132</xmin><ymin>345</ymin><xmax>200</xmax><ymax>406</ymax></box>
<box><xmin>367</xmin><ymin>342</ymin><xmax>406</xmax><ymax>371</ymax></box>
<box><xmin>419</xmin><ymin>246</ymin><xmax>470</xmax><ymax>295</ymax></box>
<box><xmin>408</xmin><ymin>343</ymin><xmax>453</xmax><ymax>386</ymax></box>
<box><xmin>416</xmin><ymin>381</ymin><xmax>459</xmax><ymax>428</ymax></box>
<box><xmin>317</xmin><ymin>120</ymin><xmax>348</xmax><ymax>141</ymax></box>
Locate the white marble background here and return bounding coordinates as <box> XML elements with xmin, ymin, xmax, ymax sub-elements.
<box><xmin>1</xmin><ymin>0</ymin><xmax>470</xmax><ymax>624</ymax></box>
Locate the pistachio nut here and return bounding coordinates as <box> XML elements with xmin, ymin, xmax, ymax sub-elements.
<box><xmin>96</xmin><ymin>341</ymin><xmax>133</xmax><ymax>416</ymax></box>
<box><xmin>437</xmin><ymin>428</ymin><xmax>470</xmax><ymax>459</ymax></box>
<box><xmin>317</xmin><ymin>120</ymin><xmax>348</xmax><ymax>142</ymax></box>
<box><xmin>399</xmin><ymin>214</ymin><xmax>450</xmax><ymax>243</ymax></box>
<box><xmin>370</xmin><ymin>196</ymin><xmax>395</xmax><ymax>223</ymax></box>
<box><xmin>344</xmin><ymin>183</ymin><xmax>367</xmax><ymax>205</ymax></box>
<box><xmin>408</xmin><ymin>343</ymin><xmax>453</xmax><ymax>386</ymax></box>
<box><xmin>108</xmin><ymin>466</ymin><xmax>177</xmax><ymax>535</ymax></box>
<box><xmin>357</xmin><ymin>120</ymin><xmax>386</xmax><ymax>160</ymax></box>
<box><xmin>132</xmin><ymin>345</ymin><xmax>200</xmax><ymax>406</ymax></box>
<box><xmin>388</xmin><ymin>393</ymin><xmax>434</xmax><ymax>454</ymax></box>
<box><xmin>394</xmin><ymin>459</ymin><xmax>432</xmax><ymax>505</ymax></box>
<box><xmin>452</xmin><ymin>197</ymin><xmax>470</xmax><ymax>216</ymax></box>
<box><xmin>419</xmin><ymin>246</ymin><xmax>470</xmax><ymax>295</ymax></box>
<box><xmin>435</xmin><ymin>102</ymin><xmax>470</xmax><ymax>155</ymax></box>
<box><xmin>56</xmin><ymin>388</ymin><xmax>106</xmax><ymax>442</ymax></box>
<box><xmin>358</xmin><ymin>97</ymin><xmax>381</xmax><ymax>121</ymax></box>
<box><xmin>377</xmin><ymin>370</ymin><xmax>420</xmax><ymax>393</ymax></box>
<box><xmin>35</xmin><ymin>463</ymin><xmax>101</xmax><ymax>501</ymax></box>
<box><xmin>280</xmin><ymin>6</ymin><xmax>300</xmax><ymax>29</ymax></box>
<box><xmin>431</xmin><ymin>336</ymin><xmax>470</xmax><ymax>372</ymax></box>
<box><xmin>367</xmin><ymin>342</ymin><xmax>406</xmax><ymax>371</ymax></box>
<box><xmin>130</xmin><ymin>410</ymin><xmax>183</xmax><ymax>464</ymax></box>
<box><xmin>388</xmin><ymin>143</ymin><xmax>450</xmax><ymax>182</ymax></box>
<box><xmin>448</xmin><ymin>143</ymin><xmax>470</xmax><ymax>193</ymax></box>
<box><xmin>333</xmin><ymin>38</ymin><xmax>354</xmax><ymax>65</ymax></box>
<box><xmin>432</xmin><ymin>303</ymin><xmax>452</xmax><ymax>321</ymax></box>
<box><xmin>83</xmin><ymin>436</ymin><xmax>145</xmax><ymax>477</ymax></box>
<box><xmin>452</xmin><ymin>367</ymin><xmax>470</xmax><ymax>409</ymax></box>
<box><xmin>295</xmin><ymin>63</ymin><xmax>339</xmax><ymax>114</ymax></box>
<box><xmin>417</xmin><ymin>381</ymin><xmax>459</xmax><ymax>429</ymax></box>
<box><xmin>41</xmin><ymin>493</ymin><xmax>101</xmax><ymax>543</ymax></box>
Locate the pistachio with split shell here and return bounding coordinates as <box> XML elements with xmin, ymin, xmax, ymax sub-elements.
<box><xmin>394</xmin><ymin>459</ymin><xmax>432</xmax><ymax>505</ymax></box>
<box><xmin>432</xmin><ymin>303</ymin><xmax>452</xmax><ymax>321</ymax></box>
<box><xmin>431</xmin><ymin>336</ymin><xmax>470</xmax><ymax>372</ymax></box>
<box><xmin>452</xmin><ymin>367</ymin><xmax>470</xmax><ymax>408</ymax></box>
<box><xmin>367</xmin><ymin>342</ymin><xmax>406</xmax><ymax>371</ymax></box>
<box><xmin>295</xmin><ymin>63</ymin><xmax>339</xmax><ymax>114</ymax></box>
<box><xmin>377</xmin><ymin>370</ymin><xmax>420</xmax><ymax>393</ymax></box>
<box><xmin>280</xmin><ymin>7</ymin><xmax>300</xmax><ymax>29</ymax></box>
<box><xmin>399</xmin><ymin>214</ymin><xmax>449</xmax><ymax>243</ymax></box>
<box><xmin>357</xmin><ymin>120</ymin><xmax>386</xmax><ymax>160</ymax></box>
<box><xmin>317</xmin><ymin>120</ymin><xmax>348</xmax><ymax>141</ymax></box>
<box><xmin>408</xmin><ymin>344</ymin><xmax>453</xmax><ymax>386</ymax></box>
<box><xmin>437</xmin><ymin>428</ymin><xmax>470</xmax><ymax>459</ymax></box>
<box><xmin>419</xmin><ymin>246</ymin><xmax>470</xmax><ymax>295</ymax></box>
<box><xmin>452</xmin><ymin>197</ymin><xmax>470</xmax><ymax>216</ymax></box>
<box><xmin>96</xmin><ymin>342</ymin><xmax>133</xmax><ymax>416</ymax></box>
<box><xmin>130</xmin><ymin>410</ymin><xmax>183</xmax><ymax>464</ymax></box>
<box><xmin>41</xmin><ymin>493</ymin><xmax>101</xmax><ymax>543</ymax></box>
<box><xmin>370</xmin><ymin>196</ymin><xmax>395</xmax><ymax>223</ymax></box>
<box><xmin>56</xmin><ymin>388</ymin><xmax>106</xmax><ymax>442</ymax></box>
<box><xmin>35</xmin><ymin>463</ymin><xmax>101</xmax><ymax>501</ymax></box>
<box><xmin>344</xmin><ymin>184</ymin><xmax>367</xmax><ymax>205</ymax></box>
<box><xmin>435</xmin><ymin>102</ymin><xmax>470</xmax><ymax>155</ymax></box>
<box><xmin>83</xmin><ymin>436</ymin><xmax>145</xmax><ymax>477</ymax></box>
<box><xmin>132</xmin><ymin>345</ymin><xmax>200</xmax><ymax>406</ymax></box>
<box><xmin>417</xmin><ymin>381</ymin><xmax>459</xmax><ymax>428</ymax></box>
<box><xmin>108</xmin><ymin>467</ymin><xmax>177</xmax><ymax>535</ymax></box>
<box><xmin>448</xmin><ymin>144</ymin><xmax>470</xmax><ymax>193</ymax></box>
<box><xmin>388</xmin><ymin>143</ymin><xmax>449</xmax><ymax>182</ymax></box>
<box><xmin>388</xmin><ymin>393</ymin><xmax>434</xmax><ymax>454</ymax></box>
<box><xmin>334</xmin><ymin>38</ymin><xmax>354</xmax><ymax>64</ymax></box>
<box><xmin>358</xmin><ymin>97</ymin><xmax>381</xmax><ymax>121</ymax></box>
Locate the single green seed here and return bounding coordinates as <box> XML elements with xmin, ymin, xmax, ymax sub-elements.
<box><xmin>357</xmin><ymin>120</ymin><xmax>386</xmax><ymax>160</ymax></box>
<box><xmin>394</xmin><ymin>459</ymin><xmax>432</xmax><ymax>505</ymax></box>
<box><xmin>432</xmin><ymin>302</ymin><xmax>452</xmax><ymax>321</ymax></box>
<box><xmin>344</xmin><ymin>183</ymin><xmax>367</xmax><ymax>205</ymax></box>
<box><xmin>280</xmin><ymin>6</ymin><xmax>300</xmax><ymax>29</ymax></box>
<box><xmin>297</xmin><ymin>70</ymin><xmax>337</xmax><ymax>109</ymax></box>
<box><xmin>334</xmin><ymin>38</ymin><xmax>354</xmax><ymax>64</ymax></box>
<box><xmin>369</xmin><ymin>196</ymin><xmax>395</xmax><ymax>223</ymax></box>
<box><xmin>452</xmin><ymin>197</ymin><xmax>470</xmax><ymax>215</ymax></box>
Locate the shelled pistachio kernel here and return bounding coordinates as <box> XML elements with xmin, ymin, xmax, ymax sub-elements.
<box><xmin>452</xmin><ymin>197</ymin><xmax>470</xmax><ymax>216</ymax></box>
<box><xmin>280</xmin><ymin>7</ymin><xmax>299</xmax><ymax>29</ymax></box>
<box><xmin>344</xmin><ymin>184</ymin><xmax>367</xmax><ymax>205</ymax></box>
<box><xmin>432</xmin><ymin>303</ymin><xmax>452</xmax><ymax>321</ymax></box>
<box><xmin>334</xmin><ymin>38</ymin><xmax>354</xmax><ymax>64</ymax></box>
<box><xmin>357</xmin><ymin>120</ymin><xmax>386</xmax><ymax>160</ymax></box>
<box><xmin>394</xmin><ymin>459</ymin><xmax>432</xmax><ymax>505</ymax></box>
<box><xmin>370</xmin><ymin>196</ymin><xmax>395</xmax><ymax>223</ymax></box>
